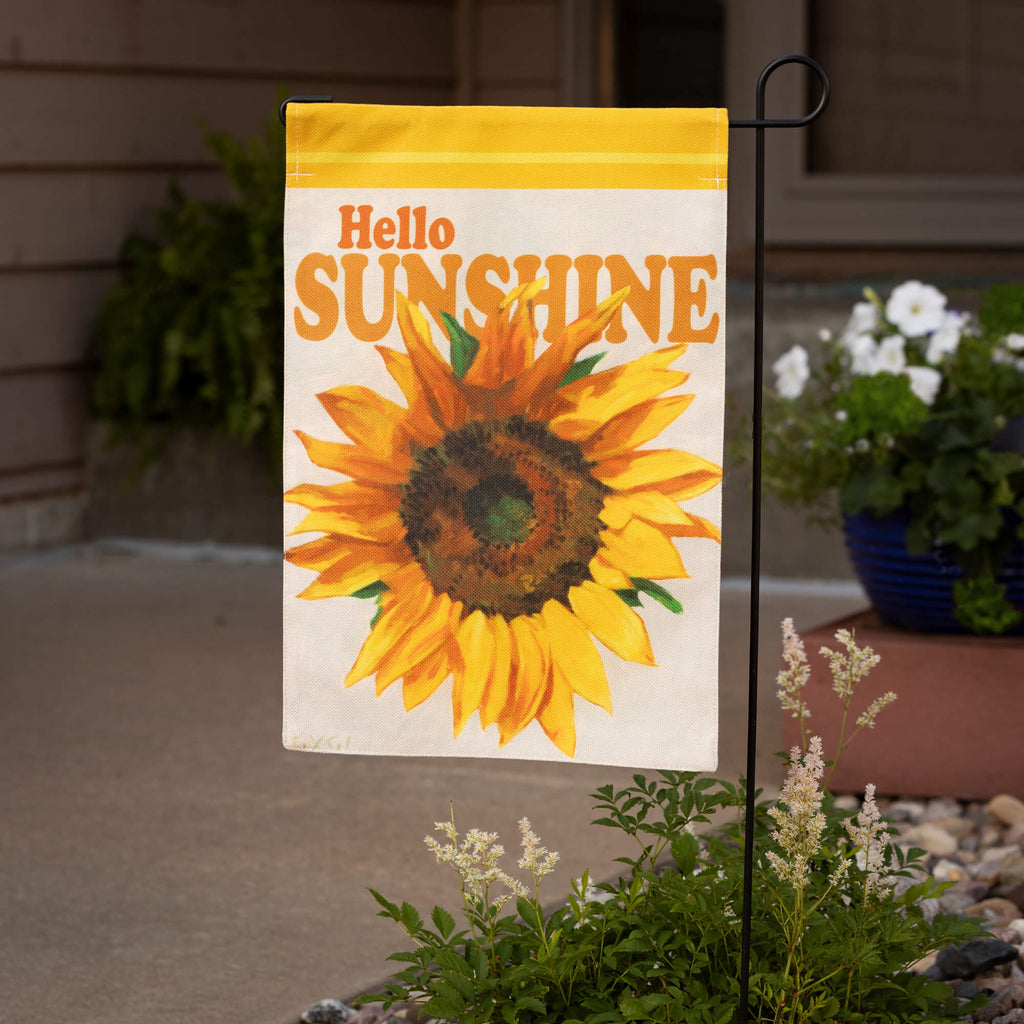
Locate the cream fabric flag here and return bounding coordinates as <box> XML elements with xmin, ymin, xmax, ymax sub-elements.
<box><xmin>283</xmin><ymin>104</ymin><xmax>727</xmax><ymax>769</ymax></box>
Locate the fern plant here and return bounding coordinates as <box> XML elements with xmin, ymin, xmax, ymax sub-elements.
<box><xmin>90</xmin><ymin>113</ymin><xmax>285</xmax><ymax>473</ymax></box>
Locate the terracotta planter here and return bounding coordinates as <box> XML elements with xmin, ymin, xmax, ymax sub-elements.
<box><xmin>783</xmin><ymin>610</ymin><xmax>1024</xmax><ymax>800</ymax></box>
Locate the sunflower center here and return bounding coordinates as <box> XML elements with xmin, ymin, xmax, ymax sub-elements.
<box><xmin>464</xmin><ymin>476</ymin><xmax>535</xmax><ymax>546</ymax></box>
<box><xmin>399</xmin><ymin>415</ymin><xmax>610</xmax><ymax>617</ymax></box>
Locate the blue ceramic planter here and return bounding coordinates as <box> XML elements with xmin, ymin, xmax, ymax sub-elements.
<box><xmin>842</xmin><ymin>512</ymin><xmax>1024</xmax><ymax>634</ymax></box>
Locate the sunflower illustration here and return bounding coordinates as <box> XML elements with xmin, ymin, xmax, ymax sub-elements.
<box><xmin>285</xmin><ymin>280</ymin><xmax>721</xmax><ymax>756</ymax></box>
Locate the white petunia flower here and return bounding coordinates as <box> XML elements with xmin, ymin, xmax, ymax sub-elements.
<box><xmin>872</xmin><ymin>334</ymin><xmax>907</xmax><ymax>375</ymax></box>
<box><xmin>885</xmin><ymin>280</ymin><xmax>947</xmax><ymax>337</ymax></box>
<box><xmin>925</xmin><ymin>312</ymin><xmax>963</xmax><ymax>364</ymax></box>
<box><xmin>904</xmin><ymin>365</ymin><xmax>942</xmax><ymax>406</ymax></box>
<box><xmin>842</xmin><ymin>300</ymin><xmax>879</xmax><ymax>340</ymax></box>
<box><xmin>1006</xmin><ymin>333</ymin><xmax>1024</xmax><ymax>352</ymax></box>
<box><xmin>844</xmin><ymin>333</ymin><xmax>878</xmax><ymax>375</ymax></box>
<box><xmin>772</xmin><ymin>344</ymin><xmax>810</xmax><ymax>399</ymax></box>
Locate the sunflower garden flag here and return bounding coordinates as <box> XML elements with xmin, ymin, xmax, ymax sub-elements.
<box><xmin>283</xmin><ymin>104</ymin><xmax>727</xmax><ymax>769</ymax></box>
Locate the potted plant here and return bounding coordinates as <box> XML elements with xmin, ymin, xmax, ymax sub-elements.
<box><xmin>85</xmin><ymin>113</ymin><xmax>285</xmax><ymax>543</ymax></box>
<box><xmin>764</xmin><ymin>281</ymin><xmax>1024</xmax><ymax>635</ymax></box>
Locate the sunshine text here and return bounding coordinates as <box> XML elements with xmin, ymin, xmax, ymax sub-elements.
<box><xmin>293</xmin><ymin>252</ymin><xmax>720</xmax><ymax>345</ymax></box>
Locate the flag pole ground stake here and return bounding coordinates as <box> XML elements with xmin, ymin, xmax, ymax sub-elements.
<box><xmin>729</xmin><ymin>55</ymin><xmax>830</xmax><ymax>1023</ymax></box>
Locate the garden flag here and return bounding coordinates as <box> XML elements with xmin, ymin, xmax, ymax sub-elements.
<box><xmin>283</xmin><ymin>104</ymin><xmax>727</xmax><ymax>769</ymax></box>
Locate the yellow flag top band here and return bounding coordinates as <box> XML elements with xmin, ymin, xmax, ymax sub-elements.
<box><xmin>287</xmin><ymin>103</ymin><xmax>728</xmax><ymax>191</ymax></box>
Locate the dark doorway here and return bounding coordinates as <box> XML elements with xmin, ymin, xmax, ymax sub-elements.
<box><xmin>614</xmin><ymin>0</ymin><xmax>725</xmax><ymax>108</ymax></box>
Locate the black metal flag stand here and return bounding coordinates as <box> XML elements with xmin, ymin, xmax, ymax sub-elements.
<box><xmin>282</xmin><ymin>55</ymin><xmax>830</xmax><ymax>1023</ymax></box>
<box><xmin>728</xmin><ymin>55</ymin><xmax>829</xmax><ymax>1023</ymax></box>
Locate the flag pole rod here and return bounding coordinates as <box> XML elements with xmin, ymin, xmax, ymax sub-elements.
<box><xmin>729</xmin><ymin>55</ymin><xmax>829</xmax><ymax>1024</ymax></box>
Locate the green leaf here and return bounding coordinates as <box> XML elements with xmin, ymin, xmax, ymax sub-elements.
<box><xmin>631</xmin><ymin>578</ymin><xmax>683</xmax><ymax>614</ymax></box>
<box><xmin>615</xmin><ymin>588</ymin><xmax>643</xmax><ymax>608</ymax></box>
<box><xmin>440</xmin><ymin>310</ymin><xmax>480</xmax><ymax>379</ymax></box>
<box><xmin>351</xmin><ymin>581</ymin><xmax>388</xmax><ymax>600</ymax></box>
<box><xmin>670</xmin><ymin>831</ymin><xmax>699</xmax><ymax>874</ymax></box>
<box><xmin>514</xmin><ymin>996</ymin><xmax>547</xmax><ymax>1014</ymax></box>
<box><xmin>368</xmin><ymin>889</ymin><xmax>400</xmax><ymax>919</ymax></box>
<box><xmin>516</xmin><ymin>896</ymin><xmax>544</xmax><ymax>935</ymax></box>
<box><xmin>399</xmin><ymin>901</ymin><xmax>423</xmax><ymax>933</ymax></box>
<box><xmin>425</xmin><ymin>993</ymin><xmax>462</xmax><ymax>1020</ymax></box>
<box><xmin>431</xmin><ymin>905</ymin><xmax>456</xmax><ymax>939</ymax></box>
<box><xmin>559</xmin><ymin>351</ymin><xmax>606</xmax><ymax>387</ymax></box>
<box><xmin>469</xmin><ymin>945</ymin><xmax>489</xmax><ymax>980</ymax></box>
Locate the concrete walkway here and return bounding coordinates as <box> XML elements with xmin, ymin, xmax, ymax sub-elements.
<box><xmin>1</xmin><ymin>545</ymin><xmax>865</xmax><ymax>1024</ymax></box>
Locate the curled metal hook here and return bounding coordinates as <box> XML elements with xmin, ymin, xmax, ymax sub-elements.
<box><xmin>279</xmin><ymin>95</ymin><xmax>334</xmax><ymax>126</ymax></box>
<box><xmin>730</xmin><ymin>54</ymin><xmax>830</xmax><ymax>128</ymax></box>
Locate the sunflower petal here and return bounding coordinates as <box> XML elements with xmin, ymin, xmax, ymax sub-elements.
<box><xmin>498</xmin><ymin>616</ymin><xmax>550</xmax><ymax>745</ymax></box>
<box><xmin>453</xmin><ymin>610</ymin><xmax>494</xmax><ymax>736</ymax></box>
<box><xmin>395</xmin><ymin>293</ymin><xmax>466</xmax><ymax>428</ymax></box>
<box><xmin>536</xmin><ymin>670</ymin><xmax>576</xmax><ymax>758</ymax></box>
<box><xmin>541</xmin><ymin>344</ymin><xmax>688</xmax><ymax>422</ymax></box>
<box><xmin>288</xmin><ymin>507</ymin><xmax>405</xmax><ymax>543</ymax></box>
<box><xmin>601</xmin><ymin>490</ymin><xmax>692</xmax><ymax>529</ymax></box>
<box><xmin>593</xmin><ymin>448</ymin><xmax>722</xmax><ymax>494</ymax></box>
<box><xmin>345</xmin><ymin>577</ymin><xmax>434</xmax><ymax>685</ymax></box>
<box><xmin>316</xmin><ymin>385</ymin><xmax>409</xmax><ymax>451</ymax></box>
<box><xmin>568</xmin><ymin>580</ymin><xmax>656</xmax><ymax>666</ymax></box>
<box><xmin>479</xmin><ymin>614</ymin><xmax>512</xmax><ymax>730</ymax></box>
<box><xmin>284</xmin><ymin>480</ymin><xmax>401</xmax><ymax>511</ymax></box>
<box><xmin>576</xmin><ymin>393</ymin><xmax>695</xmax><ymax>460</ymax></box>
<box><xmin>291</xmin><ymin>540</ymin><xmax>411</xmax><ymax>599</ymax></box>
<box><xmin>588</xmin><ymin>552</ymin><xmax>633</xmax><ymax>590</ymax></box>
<box><xmin>600</xmin><ymin>518</ymin><xmax>688</xmax><ymax>580</ymax></box>
<box><xmin>295</xmin><ymin>430</ymin><xmax>411</xmax><ymax>484</ymax></box>
<box><xmin>660</xmin><ymin>512</ymin><xmax>721</xmax><ymax>542</ymax></box>
<box><xmin>510</xmin><ymin>287</ymin><xmax>630</xmax><ymax>410</ymax></box>
<box><xmin>402</xmin><ymin>647</ymin><xmax>451</xmax><ymax>711</ymax></box>
<box><xmin>373</xmin><ymin>591</ymin><xmax>454</xmax><ymax>694</ymax></box>
<box><xmin>375</xmin><ymin>346</ymin><xmax>446</xmax><ymax>443</ymax></box>
<box><xmin>541</xmin><ymin>600</ymin><xmax>612</xmax><ymax>713</ymax></box>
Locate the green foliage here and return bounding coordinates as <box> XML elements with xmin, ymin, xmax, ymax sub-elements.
<box><xmin>361</xmin><ymin>774</ymin><xmax>983</xmax><ymax>1024</ymax></box>
<box><xmin>761</xmin><ymin>282</ymin><xmax>1024</xmax><ymax>634</ymax></box>
<box><xmin>441</xmin><ymin>312</ymin><xmax>481</xmax><ymax>381</ymax></box>
<box><xmin>89</xmin><ymin>113</ymin><xmax>285</xmax><ymax>472</ymax></box>
<box><xmin>978</xmin><ymin>283</ymin><xmax>1024</xmax><ymax>337</ymax></box>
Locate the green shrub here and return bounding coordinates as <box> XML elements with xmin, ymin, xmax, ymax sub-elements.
<box><xmin>89</xmin><ymin>114</ymin><xmax>285</xmax><ymax>473</ymax></box>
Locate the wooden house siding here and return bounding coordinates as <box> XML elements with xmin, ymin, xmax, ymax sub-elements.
<box><xmin>1</xmin><ymin>0</ymin><xmax>572</xmax><ymax>546</ymax></box>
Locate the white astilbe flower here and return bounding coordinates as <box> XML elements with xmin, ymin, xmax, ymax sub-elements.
<box><xmin>845</xmin><ymin>783</ymin><xmax>894</xmax><ymax>897</ymax></box>
<box><xmin>773</xmin><ymin>344</ymin><xmax>810</xmax><ymax>399</ymax></box>
<box><xmin>842</xmin><ymin>300</ymin><xmax>879</xmax><ymax>340</ymax></box>
<box><xmin>885</xmin><ymin>280</ymin><xmax>947</xmax><ymax>337</ymax></box>
<box><xmin>766</xmin><ymin>736</ymin><xmax>827</xmax><ymax>892</ymax></box>
<box><xmin>776</xmin><ymin>617</ymin><xmax>811</xmax><ymax>721</ymax></box>
<box><xmin>819</xmin><ymin>629</ymin><xmax>881</xmax><ymax>700</ymax></box>
<box><xmin>925</xmin><ymin>312</ymin><xmax>963</xmax><ymax>364</ymax></box>
<box><xmin>904</xmin><ymin>365</ymin><xmax>943</xmax><ymax>406</ymax></box>
<box><xmin>1007</xmin><ymin>333</ymin><xmax>1024</xmax><ymax>352</ymax></box>
<box><xmin>872</xmin><ymin>334</ymin><xmax>907</xmax><ymax>375</ymax></box>
<box><xmin>856</xmin><ymin>690</ymin><xmax>897</xmax><ymax>730</ymax></box>
<box><xmin>828</xmin><ymin>856</ymin><xmax>851</xmax><ymax>888</ymax></box>
<box><xmin>843</xmin><ymin>333</ymin><xmax>878</xmax><ymax>375</ymax></box>
<box><xmin>425</xmin><ymin>817</ymin><xmax>528</xmax><ymax>904</ymax></box>
<box><xmin>517</xmin><ymin>817</ymin><xmax>559</xmax><ymax>881</ymax></box>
